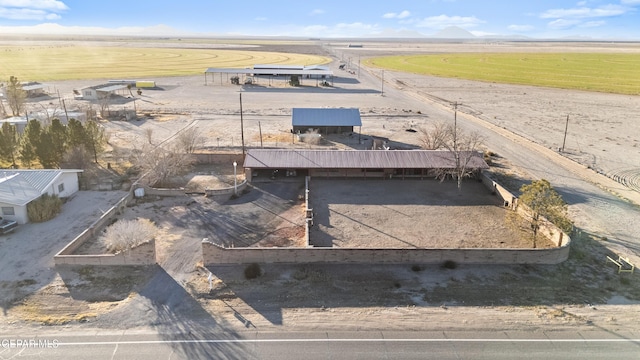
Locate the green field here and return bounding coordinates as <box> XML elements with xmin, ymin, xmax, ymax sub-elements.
<box><xmin>0</xmin><ymin>45</ymin><xmax>331</xmax><ymax>81</ymax></box>
<box><xmin>366</xmin><ymin>53</ymin><xmax>640</xmax><ymax>95</ymax></box>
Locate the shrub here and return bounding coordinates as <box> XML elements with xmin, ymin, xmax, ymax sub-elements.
<box><xmin>411</xmin><ymin>265</ymin><xmax>423</xmax><ymax>272</ymax></box>
<box><xmin>27</xmin><ymin>193</ymin><xmax>62</xmax><ymax>222</ymax></box>
<box><xmin>101</xmin><ymin>218</ymin><xmax>157</xmax><ymax>253</ymax></box>
<box><xmin>244</xmin><ymin>263</ymin><xmax>262</xmax><ymax>279</ymax></box>
<box><xmin>441</xmin><ymin>260</ymin><xmax>458</xmax><ymax>269</ymax></box>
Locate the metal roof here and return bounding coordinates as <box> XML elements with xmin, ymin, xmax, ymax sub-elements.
<box><xmin>243</xmin><ymin>150</ymin><xmax>489</xmax><ymax>170</ymax></box>
<box><xmin>95</xmin><ymin>84</ymin><xmax>127</xmax><ymax>92</ymax></box>
<box><xmin>204</xmin><ymin>68</ymin><xmax>333</xmax><ymax>76</ymax></box>
<box><xmin>254</xmin><ymin>64</ymin><xmax>304</xmax><ymax>70</ymax></box>
<box><xmin>292</xmin><ymin>108</ymin><xmax>362</xmax><ymax>127</ymax></box>
<box><xmin>0</xmin><ymin>170</ymin><xmax>82</xmax><ymax>206</ymax></box>
<box><xmin>22</xmin><ymin>83</ymin><xmax>46</xmax><ymax>91</ymax></box>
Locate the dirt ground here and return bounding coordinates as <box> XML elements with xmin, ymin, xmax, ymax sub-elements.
<box><xmin>2</xmin><ymin>39</ymin><xmax>640</xmax><ymax>333</ymax></box>
<box><xmin>309</xmin><ymin>179</ymin><xmax>549</xmax><ymax>248</ymax></box>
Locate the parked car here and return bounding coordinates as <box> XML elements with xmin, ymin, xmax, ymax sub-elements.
<box><xmin>0</xmin><ymin>216</ymin><xmax>18</xmax><ymax>235</ymax></box>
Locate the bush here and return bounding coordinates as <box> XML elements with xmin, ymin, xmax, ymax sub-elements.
<box><xmin>101</xmin><ymin>218</ymin><xmax>157</xmax><ymax>253</ymax></box>
<box><xmin>441</xmin><ymin>260</ymin><xmax>458</xmax><ymax>269</ymax></box>
<box><xmin>27</xmin><ymin>193</ymin><xmax>62</xmax><ymax>222</ymax></box>
<box><xmin>244</xmin><ymin>263</ymin><xmax>262</xmax><ymax>279</ymax></box>
<box><xmin>411</xmin><ymin>265</ymin><xmax>423</xmax><ymax>272</ymax></box>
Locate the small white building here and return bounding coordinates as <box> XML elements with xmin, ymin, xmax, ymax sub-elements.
<box><xmin>0</xmin><ymin>169</ymin><xmax>83</xmax><ymax>224</ymax></box>
<box><xmin>76</xmin><ymin>84</ymin><xmax>128</xmax><ymax>100</ymax></box>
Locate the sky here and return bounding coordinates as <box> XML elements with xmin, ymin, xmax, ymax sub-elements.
<box><xmin>0</xmin><ymin>0</ymin><xmax>639</xmax><ymax>39</ymax></box>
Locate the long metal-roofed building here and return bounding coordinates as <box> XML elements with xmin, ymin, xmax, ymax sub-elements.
<box><xmin>204</xmin><ymin>64</ymin><xmax>333</xmax><ymax>85</ymax></box>
<box><xmin>243</xmin><ymin>149</ymin><xmax>489</xmax><ymax>180</ymax></box>
<box><xmin>292</xmin><ymin>108</ymin><xmax>362</xmax><ymax>135</ymax></box>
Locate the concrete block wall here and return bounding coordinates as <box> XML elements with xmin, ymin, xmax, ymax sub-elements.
<box><xmin>54</xmin><ymin>190</ymin><xmax>157</xmax><ymax>266</ymax></box>
<box><xmin>202</xmin><ymin>239</ymin><xmax>570</xmax><ymax>265</ymax></box>
<box><xmin>55</xmin><ymin>239</ymin><xmax>157</xmax><ymax>266</ymax></box>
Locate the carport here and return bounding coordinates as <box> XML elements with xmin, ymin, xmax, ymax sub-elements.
<box><xmin>243</xmin><ymin>149</ymin><xmax>489</xmax><ymax>180</ymax></box>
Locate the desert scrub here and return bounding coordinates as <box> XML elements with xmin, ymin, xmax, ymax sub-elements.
<box><xmin>27</xmin><ymin>193</ymin><xmax>62</xmax><ymax>222</ymax></box>
<box><xmin>101</xmin><ymin>218</ymin><xmax>157</xmax><ymax>253</ymax></box>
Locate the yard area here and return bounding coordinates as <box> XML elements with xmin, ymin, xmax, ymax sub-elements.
<box><xmin>309</xmin><ymin>179</ymin><xmax>551</xmax><ymax>248</ymax></box>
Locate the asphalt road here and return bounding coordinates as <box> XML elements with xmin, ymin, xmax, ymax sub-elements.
<box><xmin>1</xmin><ymin>330</ymin><xmax>639</xmax><ymax>359</ymax></box>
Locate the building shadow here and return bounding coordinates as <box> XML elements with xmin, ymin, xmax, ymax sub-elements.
<box><xmin>103</xmin><ymin>265</ymin><xmax>252</xmax><ymax>359</ymax></box>
<box><xmin>207</xmin><ymin>229</ymin><xmax>639</xmax><ymax>327</ymax></box>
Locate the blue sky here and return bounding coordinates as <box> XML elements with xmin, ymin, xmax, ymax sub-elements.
<box><xmin>0</xmin><ymin>0</ymin><xmax>639</xmax><ymax>39</ymax></box>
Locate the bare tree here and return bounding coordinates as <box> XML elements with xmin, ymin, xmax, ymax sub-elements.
<box><xmin>131</xmin><ymin>143</ymin><xmax>194</xmax><ymax>187</ymax></box>
<box><xmin>177</xmin><ymin>126</ymin><xmax>205</xmax><ymax>153</ymax></box>
<box><xmin>420</xmin><ymin>120</ymin><xmax>485</xmax><ymax>191</ymax></box>
<box><xmin>144</xmin><ymin>128</ymin><xmax>154</xmax><ymax>145</ymax></box>
<box><xmin>6</xmin><ymin>76</ymin><xmax>26</xmax><ymax>116</ymax></box>
<box><xmin>98</xmin><ymin>93</ymin><xmax>111</xmax><ymax>118</ymax></box>
<box><xmin>418</xmin><ymin>121</ymin><xmax>450</xmax><ymax>150</ymax></box>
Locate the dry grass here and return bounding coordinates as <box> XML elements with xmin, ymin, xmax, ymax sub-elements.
<box><xmin>0</xmin><ymin>45</ymin><xmax>331</xmax><ymax>81</ymax></box>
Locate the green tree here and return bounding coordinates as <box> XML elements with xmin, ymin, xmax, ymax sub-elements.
<box><xmin>20</xmin><ymin>119</ymin><xmax>41</xmax><ymax>167</ymax></box>
<box><xmin>518</xmin><ymin>179</ymin><xmax>573</xmax><ymax>247</ymax></box>
<box><xmin>0</xmin><ymin>122</ymin><xmax>19</xmax><ymax>166</ymax></box>
<box><xmin>48</xmin><ymin>118</ymin><xmax>68</xmax><ymax>166</ymax></box>
<box><xmin>84</xmin><ymin>120</ymin><xmax>107</xmax><ymax>163</ymax></box>
<box><xmin>67</xmin><ymin>118</ymin><xmax>86</xmax><ymax>148</ymax></box>
<box><xmin>6</xmin><ymin>76</ymin><xmax>26</xmax><ymax>116</ymax></box>
<box><xmin>36</xmin><ymin>130</ymin><xmax>57</xmax><ymax>168</ymax></box>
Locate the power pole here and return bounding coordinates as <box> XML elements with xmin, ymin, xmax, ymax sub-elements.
<box><xmin>453</xmin><ymin>102</ymin><xmax>459</xmax><ymax>150</ymax></box>
<box><xmin>381</xmin><ymin>70</ymin><xmax>384</xmax><ymax>96</ymax></box>
<box><xmin>239</xmin><ymin>93</ymin><xmax>245</xmax><ymax>156</ymax></box>
<box><xmin>259</xmin><ymin>121</ymin><xmax>263</xmax><ymax>148</ymax></box>
<box><xmin>561</xmin><ymin>114</ymin><xmax>569</xmax><ymax>152</ymax></box>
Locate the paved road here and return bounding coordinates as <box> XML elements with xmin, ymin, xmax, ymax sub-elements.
<box><xmin>1</xmin><ymin>329</ymin><xmax>639</xmax><ymax>359</ymax></box>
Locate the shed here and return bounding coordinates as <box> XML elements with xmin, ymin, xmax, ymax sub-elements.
<box><xmin>292</xmin><ymin>108</ymin><xmax>362</xmax><ymax>135</ymax></box>
<box><xmin>0</xmin><ymin>169</ymin><xmax>83</xmax><ymax>224</ymax></box>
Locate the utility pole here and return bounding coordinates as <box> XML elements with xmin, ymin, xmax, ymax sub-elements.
<box><xmin>381</xmin><ymin>70</ymin><xmax>384</xmax><ymax>96</ymax></box>
<box><xmin>239</xmin><ymin>93</ymin><xmax>245</xmax><ymax>156</ymax></box>
<box><xmin>453</xmin><ymin>102</ymin><xmax>459</xmax><ymax>150</ymax></box>
<box><xmin>561</xmin><ymin>114</ymin><xmax>569</xmax><ymax>152</ymax></box>
<box><xmin>259</xmin><ymin>121</ymin><xmax>263</xmax><ymax>148</ymax></box>
<box><xmin>358</xmin><ymin>56</ymin><xmax>360</xmax><ymax>78</ymax></box>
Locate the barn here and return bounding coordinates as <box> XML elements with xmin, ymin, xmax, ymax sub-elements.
<box><xmin>292</xmin><ymin>108</ymin><xmax>362</xmax><ymax>135</ymax></box>
<box><xmin>0</xmin><ymin>169</ymin><xmax>83</xmax><ymax>224</ymax></box>
<box><xmin>243</xmin><ymin>149</ymin><xmax>488</xmax><ymax>180</ymax></box>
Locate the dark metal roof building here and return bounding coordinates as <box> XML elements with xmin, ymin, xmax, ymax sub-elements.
<box><xmin>292</xmin><ymin>108</ymin><xmax>362</xmax><ymax>135</ymax></box>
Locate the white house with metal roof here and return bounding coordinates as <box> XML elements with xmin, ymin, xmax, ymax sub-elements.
<box><xmin>0</xmin><ymin>169</ymin><xmax>83</xmax><ymax>224</ymax></box>
<box><xmin>77</xmin><ymin>83</ymin><xmax>128</xmax><ymax>100</ymax></box>
<box><xmin>292</xmin><ymin>108</ymin><xmax>362</xmax><ymax>135</ymax></box>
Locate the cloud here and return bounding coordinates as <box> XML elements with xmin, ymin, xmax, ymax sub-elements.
<box><xmin>0</xmin><ymin>0</ymin><xmax>68</xmax><ymax>10</ymax></box>
<box><xmin>580</xmin><ymin>20</ymin><xmax>606</xmax><ymax>28</ymax></box>
<box><xmin>382</xmin><ymin>10</ymin><xmax>411</xmax><ymax>19</ymax></box>
<box><xmin>0</xmin><ymin>22</ymin><xmax>194</xmax><ymax>36</ymax></box>
<box><xmin>508</xmin><ymin>24</ymin><xmax>534</xmax><ymax>32</ymax></box>
<box><xmin>541</xmin><ymin>4</ymin><xmax>627</xmax><ymax>19</ymax></box>
<box><xmin>0</xmin><ymin>7</ymin><xmax>59</xmax><ymax>20</ymax></box>
<box><xmin>415</xmin><ymin>14</ymin><xmax>484</xmax><ymax>29</ymax></box>
<box><xmin>547</xmin><ymin>19</ymin><xmax>581</xmax><ymax>29</ymax></box>
<box><xmin>310</xmin><ymin>9</ymin><xmax>325</xmax><ymax>16</ymax></box>
<box><xmin>0</xmin><ymin>0</ymin><xmax>67</xmax><ymax>20</ymax></box>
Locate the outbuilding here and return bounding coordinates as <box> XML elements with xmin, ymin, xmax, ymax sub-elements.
<box><xmin>243</xmin><ymin>149</ymin><xmax>488</xmax><ymax>180</ymax></box>
<box><xmin>292</xmin><ymin>108</ymin><xmax>362</xmax><ymax>135</ymax></box>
